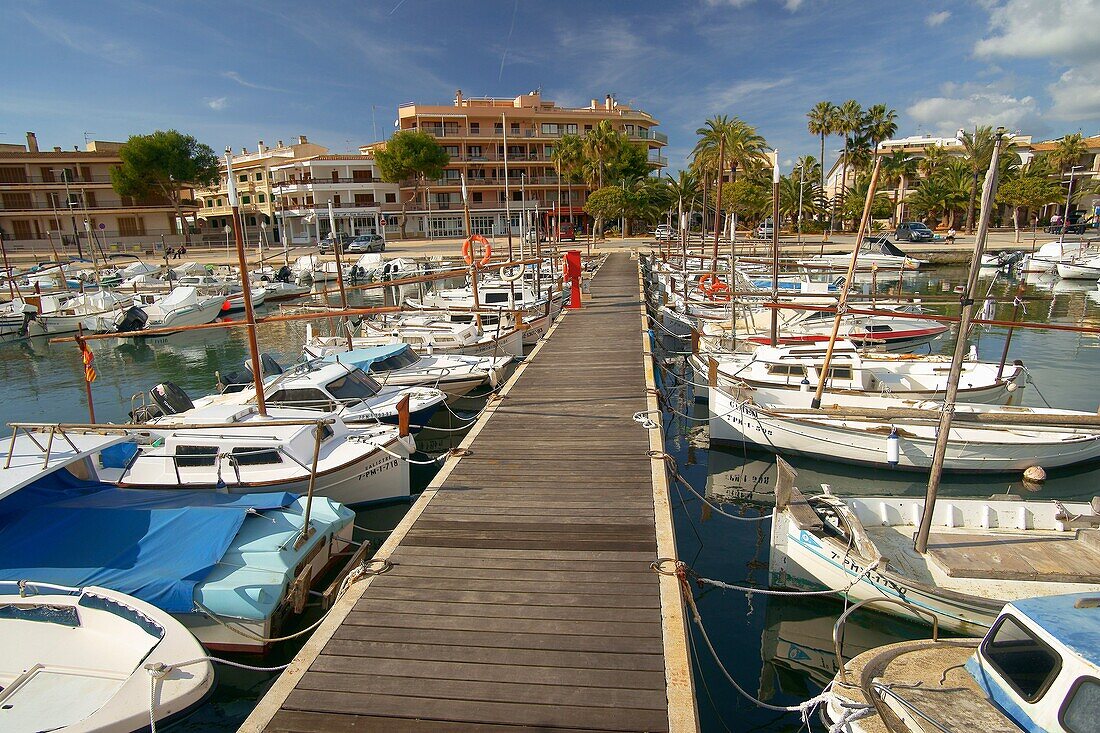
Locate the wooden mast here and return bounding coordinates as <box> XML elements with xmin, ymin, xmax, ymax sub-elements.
<box><xmin>914</xmin><ymin>128</ymin><xmax>1007</xmax><ymax>554</ymax></box>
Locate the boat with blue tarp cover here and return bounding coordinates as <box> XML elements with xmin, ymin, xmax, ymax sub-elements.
<box><xmin>0</xmin><ymin>428</ymin><xmax>364</xmax><ymax>653</ymax></box>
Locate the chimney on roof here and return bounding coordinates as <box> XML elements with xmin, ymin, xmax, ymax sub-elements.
<box><xmin>604</xmin><ymin>94</ymin><xmax>613</xmax><ymax>111</ymax></box>
<box><xmin>74</xmin><ymin>145</ymin><xmax>79</xmax><ymax>151</ymax></box>
<box><xmin>297</xmin><ymin>135</ymin><xmax>307</xmax><ymax>144</ymax></box>
<box><xmin>455</xmin><ymin>88</ymin><xmax>463</xmax><ymax>106</ymax></box>
<box><xmin>53</xmin><ymin>146</ymin><xmax>62</xmax><ymax>153</ymax></box>
<box><xmin>25</xmin><ymin>132</ymin><xmax>38</xmax><ymax>153</ymax></box>
<box><xmin>277</xmin><ymin>140</ymin><xmax>284</xmax><ymax>148</ymax></box>
<box><xmin>257</xmin><ymin>140</ymin><xmax>266</xmax><ymax>153</ymax></box>
<box><xmin>591</xmin><ymin>99</ymin><xmax>599</xmax><ymax>109</ymax></box>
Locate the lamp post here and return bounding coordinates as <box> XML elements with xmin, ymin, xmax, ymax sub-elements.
<box><xmin>224</xmin><ymin>224</ymin><xmax>232</xmax><ymax>258</ymax></box>
<box><xmin>51</xmin><ymin>168</ymin><xmax>83</xmax><ymax>258</ymax></box>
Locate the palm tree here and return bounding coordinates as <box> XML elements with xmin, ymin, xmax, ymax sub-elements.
<box><xmin>551</xmin><ymin>133</ymin><xmax>584</xmax><ymax>239</ymax></box>
<box><xmin>691</xmin><ymin>115</ymin><xmax>768</xmax><ymax>182</ymax></box>
<box><xmin>863</xmin><ymin>104</ymin><xmax>898</xmax><ymax>150</ymax></box>
<box><xmin>917</xmin><ymin>144</ymin><xmax>949</xmax><ymax>179</ymax></box>
<box><xmin>879</xmin><ymin>150</ymin><xmax>918</xmax><ymax>224</ymax></box>
<box><xmin>666</xmin><ymin>170</ymin><xmax>698</xmax><ymax>235</ymax></box>
<box><xmin>582</xmin><ymin>120</ymin><xmax>621</xmax><ymax>189</ymax></box>
<box><xmin>1049</xmin><ymin>132</ymin><xmax>1088</xmax><ymax>174</ymax></box>
<box><xmin>807</xmin><ymin>101</ymin><xmax>837</xmax><ymax>199</ymax></box>
<box><xmin>836</xmin><ymin>99</ymin><xmax>863</xmax><ymax>201</ymax></box>
<box><xmin>960</xmin><ymin>126</ymin><xmax>995</xmax><ymax>234</ymax></box>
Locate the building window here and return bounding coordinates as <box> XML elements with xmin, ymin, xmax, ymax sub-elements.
<box><xmin>494</xmin><ymin>123</ymin><xmax>503</xmax><ymax>134</ymax></box>
<box><xmin>443</xmin><ymin>146</ymin><xmax>460</xmax><ymax>157</ymax></box>
<box><xmin>472</xmin><ymin>191</ymin><xmax>483</xmax><ymax>202</ymax></box>
<box><xmin>247</xmin><ymin>216</ymin><xmax>257</xmax><ymax>226</ymax></box>
<box><xmin>238</xmin><ymin>174</ymin><xmax>247</xmax><ymax>182</ymax></box>
<box><xmin>385</xmin><ymin>193</ymin><xmax>396</xmax><ymax>203</ymax></box>
<box><xmin>471</xmin><ymin>122</ymin><xmax>480</xmax><ymax>133</ymax></box>
<box><xmin>544</xmin><ymin>146</ymin><xmax>554</xmax><ymax>158</ymax></box>
<box><xmin>584</xmin><ymin>124</ymin><xmax>592</xmax><ymax>132</ymax></box>
<box><xmin>354</xmin><ymin>193</ymin><xmax>375</xmax><ymax>205</ymax></box>
<box><xmin>469</xmin><ymin>145</ymin><xmax>482</xmax><ymax>158</ymax></box>
<box><xmin>255</xmin><ymin>172</ymin><xmax>263</xmax><ymax>181</ymax></box>
<box><xmin>541</xmin><ymin>123</ymin><xmax>559</xmax><ymax>135</ymax></box>
<box><xmin>217</xmin><ymin>199</ymin><xmax>223</xmax><ymax>207</ymax></box>
<box><xmin>118</xmin><ymin>217</ymin><xmax>145</xmax><ymax>237</ymax></box>
<box><xmin>442</xmin><ymin>169</ymin><xmax>460</xmax><ymax>180</ymax></box>
<box><xmin>206</xmin><ymin>199</ymin><xmax>214</xmax><ymax>207</ymax></box>
<box><xmin>11</xmin><ymin>221</ymin><xmax>32</xmax><ymax>239</ymax></box>
<box><xmin>565</xmin><ymin>124</ymin><xmax>577</xmax><ymax>134</ymax></box>
<box><xmin>257</xmin><ymin>193</ymin><xmax>266</xmax><ymax>203</ymax></box>
<box><xmin>352</xmin><ymin>169</ymin><xmax>373</xmax><ymax>182</ymax></box>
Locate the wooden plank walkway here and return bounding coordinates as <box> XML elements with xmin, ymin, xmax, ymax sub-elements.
<box><xmin>241</xmin><ymin>252</ymin><xmax>698</xmax><ymax>733</ymax></box>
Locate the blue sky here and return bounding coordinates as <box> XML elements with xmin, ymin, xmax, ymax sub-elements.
<box><xmin>2</xmin><ymin>0</ymin><xmax>1098</xmax><ymax>174</ymax></box>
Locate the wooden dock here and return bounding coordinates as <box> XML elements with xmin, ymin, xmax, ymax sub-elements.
<box><xmin>241</xmin><ymin>252</ymin><xmax>698</xmax><ymax>732</ymax></box>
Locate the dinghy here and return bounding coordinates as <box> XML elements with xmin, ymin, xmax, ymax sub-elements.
<box><xmin>821</xmin><ymin>592</ymin><xmax>1100</xmax><ymax>733</ymax></box>
<box><xmin>0</xmin><ymin>582</ymin><xmax>213</xmax><ymax>733</ymax></box>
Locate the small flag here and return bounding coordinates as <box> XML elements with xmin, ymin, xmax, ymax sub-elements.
<box><xmin>78</xmin><ymin>338</ymin><xmax>96</xmax><ymax>382</ymax></box>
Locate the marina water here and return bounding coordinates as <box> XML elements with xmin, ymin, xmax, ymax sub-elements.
<box><xmin>0</xmin><ymin>267</ymin><xmax>1097</xmax><ymax>730</ymax></box>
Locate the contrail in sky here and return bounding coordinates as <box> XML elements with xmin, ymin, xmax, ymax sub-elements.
<box><xmin>498</xmin><ymin>0</ymin><xmax>519</xmax><ymax>82</ymax></box>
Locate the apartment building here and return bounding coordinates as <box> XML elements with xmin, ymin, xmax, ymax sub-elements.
<box><xmin>1030</xmin><ymin>134</ymin><xmax>1100</xmax><ymax>219</ymax></box>
<box><xmin>270</xmin><ymin>154</ymin><xmax>400</xmax><ymax>245</ymax></box>
<box><xmin>0</xmin><ymin>132</ymin><xmax>192</xmax><ymax>256</ymax></box>
<box><xmin>364</xmin><ymin>90</ymin><xmax>668</xmax><ymax>239</ymax></box>
<box><xmin>193</xmin><ymin>136</ymin><xmax>327</xmax><ymax>247</ymax></box>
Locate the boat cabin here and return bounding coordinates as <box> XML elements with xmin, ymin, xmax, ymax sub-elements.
<box><xmin>969</xmin><ymin>593</ymin><xmax>1100</xmax><ymax>733</ymax></box>
<box><xmin>323</xmin><ymin>344</ymin><xmax>421</xmax><ymax>376</ymax></box>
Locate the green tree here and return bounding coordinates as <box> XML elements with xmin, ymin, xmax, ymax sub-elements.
<box><xmin>625</xmin><ymin>177</ymin><xmax>675</xmax><ymax>233</ymax></box>
<box><xmin>1049</xmin><ymin>132</ymin><xmax>1088</xmax><ymax>173</ymax></box>
<box><xmin>996</xmin><ymin>159</ymin><xmax>1064</xmax><ymax>242</ymax></box>
<box><xmin>838</xmin><ymin>173</ymin><xmax>891</xmax><ymax>224</ymax></box>
<box><xmin>721</xmin><ymin>176</ymin><xmax>770</xmax><ymax>226</ymax></box>
<box><xmin>110</xmin><ymin>129</ymin><xmax>219</xmax><ymax>245</ymax></box>
<box><xmin>917</xmin><ymin>144</ymin><xmax>949</xmax><ymax>179</ymax></box>
<box><xmin>665</xmin><ymin>170</ymin><xmax>698</xmax><ymax>237</ymax></box>
<box><xmin>807</xmin><ymin>101</ymin><xmax>838</xmax><ymax>211</ymax></box>
<box><xmin>836</xmin><ymin>99</ymin><xmax>863</xmax><ymax>194</ymax></box>
<box><xmin>551</xmin><ymin>133</ymin><xmax>585</xmax><ymax>238</ymax></box>
<box><xmin>583</xmin><ymin>186</ymin><xmax>627</xmax><ymax>237</ymax></box>
<box><xmin>581</xmin><ymin>120</ymin><xmax>622</xmax><ymax>189</ymax></box>
<box><xmin>606</xmin><ymin>142</ymin><xmax>651</xmax><ymax>185</ymax></box>
<box><xmin>374</xmin><ymin>130</ymin><xmax>450</xmax><ymax>238</ymax></box>
<box><xmin>879</xmin><ymin>150</ymin><xmax>918</xmax><ymax>224</ymax></box>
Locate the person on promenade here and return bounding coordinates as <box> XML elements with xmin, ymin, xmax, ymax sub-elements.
<box><xmin>946</xmin><ymin>227</ymin><xmax>956</xmax><ymax>244</ymax></box>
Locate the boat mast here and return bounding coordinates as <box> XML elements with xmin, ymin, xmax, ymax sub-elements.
<box><xmin>327</xmin><ymin>200</ymin><xmax>354</xmax><ymax>351</ymax></box>
<box><xmin>770</xmin><ymin>149</ymin><xmax>780</xmax><ymax>346</ymax></box>
<box><xmin>808</xmin><ymin>155</ymin><xmax>882</xmax><ymax>409</ymax></box>
<box><xmin>225</xmin><ymin>150</ymin><xmax>268</xmax><ymax>417</ymax></box>
<box><xmin>461</xmin><ymin>172</ymin><xmax>483</xmax><ymax>331</ymax></box>
<box><xmin>710</xmin><ymin>137</ymin><xmax>725</xmax><ymax>279</ymax></box>
<box><xmin>502</xmin><ymin>113</ymin><xmax>516</xmax><ymax>309</ymax></box>
<box><xmin>914</xmin><ymin>128</ymin><xmax>1007</xmax><ymax>554</ymax></box>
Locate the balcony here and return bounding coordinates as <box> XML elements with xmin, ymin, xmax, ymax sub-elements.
<box><xmin>425</xmin><ymin>176</ymin><xmax>563</xmax><ymax>187</ymax></box>
<box><xmin>648</xmin><ymin>155</ymin><xmax>669</xmax><ymax>167</ymax></box>
<box><xmin>628</xmin><ymin>129</ymin><xmax>669</xmax><ymax>144</ymax></box>
<box><xmin>0</xmin><ymin>174</ymin><xmax>115</xmax><ymax>186</ymax></box>
<box><xmin>382</xmin><ymin>199</ymin><xmax>542</xmax><ymax>212</ymax></box>
<box><xmin>277</xmin><ymin>202</ymin><xmax>383</xmax><ymax>217</ymax></box>
<box><xmin>0</xmin><ymin>200</ymin><xmax>187</xmax><ymax>212</ymax></box>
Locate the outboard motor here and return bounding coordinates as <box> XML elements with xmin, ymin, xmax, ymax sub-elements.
<box><xmin>149</xmin><ymin>381</ymin><xmax>194</xmax><ymax>416</ymax></box>
<box><xmin>276</xmin><ymin>265</ymin><xmax>292</xmax><ymax>283</ymax></box>
<box><xmin>114</xmin><ymin>306</ymin><xmax>148</xmax><ymax>334</ymax></box>
<box><xmin>250</xmin><ymin>352</ymin><xmax>284</xmax><ymax>377</ymax></box>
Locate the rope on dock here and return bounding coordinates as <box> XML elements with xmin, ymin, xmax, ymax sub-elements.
<box><xmin>647</xmin><ymin>451</ymin><xmax>770</xmax><ymax>522</ymax></box>
<box><xmin>660</xmin><ymin>559</ymin><xmax>875</xmax><ymax>730</ymax></box>
<box><xmin>146</xmin><ymin>656</ymin><xmax>291</xmax><ymax>733</ymax></box>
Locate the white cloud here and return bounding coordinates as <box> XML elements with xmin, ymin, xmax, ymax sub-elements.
<box><xmin>907</xmin><ymin>85</ymin><xmax>1042</xmax><ymax>135</ymax></box>
<box><xmin>783</xmin><ymin>0</ymin><xmax>805</xmax><ymax>10</ymax></box>
<box><xmin>974</xmin><ymin>0</ymin><xmax>1100</xmax><ymax>62</ymax></box>
<box><xmin>205</xmin><ymin>97</ymin><xmax>229</xmax><ymax>111</ymax></box>
<box><xmin>221</xmin><ymin>71</ymin><xmax>287</xmax><ymax>93</ymax></box>
<box><xmin>925</xmin><ymin>10</ymin><xmax>951</xmax><ymax>27</ymax></box>
<box><xmin>711</xmin><ymin>77</ymin><xmax>793</xmax><ymax>108</ymax></box>
<box><xmin>702</xmin><ymin>0</ymin><xmax>806</xmax><ymax>9</ymax></box>
<box><xmin>1048</xmin><ymin>62</ymin><xmax>1100</xmax><ymax>121</ymax></box>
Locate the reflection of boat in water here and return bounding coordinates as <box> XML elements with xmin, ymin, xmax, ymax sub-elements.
<box><xmin>758</xmin><ymin>595</ymin><xmax>928</xmax><ymax>702</ymax></box>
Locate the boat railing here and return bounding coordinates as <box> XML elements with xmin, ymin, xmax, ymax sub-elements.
<box><xmin>832</xmin><ymin>598</ymin><xmax>940</xmax><ymax>683</ymax></box>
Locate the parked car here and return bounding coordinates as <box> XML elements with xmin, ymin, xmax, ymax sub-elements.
<box><xmin>524</xmin><ymin>229</ymin><xmax>546</xmax><ymax>244</ymax></box>
<box><xmin>895</xmin><ymin>222</ymin><xmax>934</xmax><ymax>242</ymax></box>
<box><xmin>754</xmin><ymin>220</ymin><xmax>774</xmax><ymax>239</ymax></box>
<box><xmin>558</xmin><ymin>221</ymin><xmax>576</xmax><ymax>241</ymax></box>
<box><xmin>345</xmin><ymin>234</ymin><xmax>385</xmax><ymax>253</ymax></box>
<box><xmin>654</xmin><ymin>224</ymin><xmax>675</xmax><ymax>241</ymax></box>
<box><xmin>318</xmin><ymin>233</ymin><xmax>351</xmax><ymax>254</ymax></box>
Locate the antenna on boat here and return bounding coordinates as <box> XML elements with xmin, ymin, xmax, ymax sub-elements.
<box><xmin>809</xmin><ymin>154</ymin><xmax>883</xmax><ymax>410</ymax></box>
<box><xmin>914</xmin><ymin>128</ymin><xmax>1008</xmax><ymax>555</ymax></box>
<box><xmin>226</xmin><ymin>149</ymin><xmax>268</xmax><ymax>417</ymax></box>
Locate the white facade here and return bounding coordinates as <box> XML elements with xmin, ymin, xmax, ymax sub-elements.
<box><xmin>270</xmin><ymin>155</ymin><xmax>400</xmax><ymax>245</ymax></box>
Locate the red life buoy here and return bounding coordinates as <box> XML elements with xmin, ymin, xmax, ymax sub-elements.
<box><xmin>463</xmin><ymin>235</ymin><xmax>492</xmax><ymax>267</ymax></box>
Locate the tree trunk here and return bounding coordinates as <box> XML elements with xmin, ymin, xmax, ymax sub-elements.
<box><xmin>965</xmin><ymin>170</ymin><xmax>979</xmax><ymax>234</ymax></box>
<box><xmin>820</xmin><ymin>132</ymin><xmax>828</xmax><ymax>241</ymax></box>
<box><xmin>1013</xmin><ymin>206</ymin><xmax>1021</xmax><ymax>243</ymax></box>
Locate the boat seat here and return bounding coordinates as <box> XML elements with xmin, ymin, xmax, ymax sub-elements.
<box><xmin>925</xmin><ymin>530</ymin><xmax>1100</xmax><ymax>583</ymax></box>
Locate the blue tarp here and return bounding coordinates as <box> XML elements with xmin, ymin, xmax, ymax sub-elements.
<box><xmin>0</xmin><ymin>471</ymin><xmax>296</xmax><ymax>614</ymax></box>
<box><xmin>322</xmin><ymin>344</ymin><xmax>406</xmax><ymax>371</ymax></box>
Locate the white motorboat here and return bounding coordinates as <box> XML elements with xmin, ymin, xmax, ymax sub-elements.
<box><xmin>821</xmin><ymin>593</ymin><xmax>1100</xmax><ymax>733</ymax></box>
<box><xmin>222</xmin><ymin>285</ymin><xmax>266</xmax><ymax>313</ymax></box>
<box><xmin>259</xmin><ymin>280</ymin><xmax>311</xmax><ymax>301</ymax></box>
<box><xmin>0</xmin><ymin>428</ymin><xmax>366</xmax><ymax>654</ymax></box>
<box><xmin>304</xmin><ymin>343</ymin><xmax>514</xmax><ymax>399</ymax></box>
<box><xmin>0</xmin><ymin>582</ymin><xmax>213</xmax><ymax>733</ymax></box>
<box><xmin>305</xmin><ymin>313</ymin><xmax>525</xmax><ymax>358</ymax></box>
<box><xmin>136</xmin><ymin>286</ymin><xmax>225</xmax><ymax>332</ymax></box>
<box><xmin>185</xmin><ymin>357</ymin><xmax>446</xmax><ymax>431</ymax></box>
<box><xmin>710</xmin><ymin>383</ymin><xmax>1100</xmax><ymax>472</ymax></box>
<box><xmin>115</xmin><ymin>403</ymin><xmax>414</xmax><ymax>506</ymax></box>
<box><xmin>1021</xmin><ymin>239</ymin><xmax>1099</xmax><ymax>275</ymax></box>
<box><xmin>771</xmin><ymin>476</ymin><xmax>1100</xmax><ymax>635</ymax></box>
<box><xmin>798</xmin><ymin>235</ymin><xmax>926</xmax><ymax>271</ymax></box>
<box><xmin>690</xmin><ymin>341</ymin><xmax>1026</xmax><ymax>405</ymax></box>
<box><xmin>1057</xmin><ymin>254</ymin><xmax>1100</xmax><ymax>280</ymax></box>
<box><xmin>0</xmin><ymin>299</ymin><xmax>37</xmax><ymax>338</ymax></box>
<box><xmin>410</xmin><ymin>281</ymin><xmax>564</xmax><ymax>346</ymax></box>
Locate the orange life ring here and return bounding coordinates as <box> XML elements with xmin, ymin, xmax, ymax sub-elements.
<box><xmin>697</xmin><ymin>273</ymin><xmax>717</xmax><ymax>294</ymax></box>
<box><xmin>463</xmin><ymin>235</ymin><xmax>492</xmax><ymax>267</ymax></box>
<box><xmin>708</xmin><ymin>282</ymin><xmax>731</xmax><ymax>302</ymax></box>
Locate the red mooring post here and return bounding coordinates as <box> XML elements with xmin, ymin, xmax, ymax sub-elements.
<box><xmin>566</xmin><ymin>249</ymin><xmax>582</xmax><ymax>309</ymax></box>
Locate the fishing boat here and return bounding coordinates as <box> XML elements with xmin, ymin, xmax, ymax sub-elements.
<box><xmin>304</xmin><ymin>313</ymin><xmax>525</xmax><ymax>358</ymax></box>
<box><xmin>31</xmin><ymin>290</ymin><xmax>145</xmax><ymax>335</ymax></box>
<box><xmin>304</xmin><ymin>343</ymin><xmax>514</xmax><ymax>398</ymax></box>
<box><xmin>187</xmin><ymin>357</ymin><xmax>446</xmax><ymax>430</ymax></box>
<box><xmin>0</xmin><ymin>427</ymin><xmax>366</xmax><ymax>653</ymax></box>
<box><xmin>1057</xmin><ymin>254</ymin><xmax>1100</xmax><ymax>280</ymax></box>
<box><xmin>113</xmin><ymin>404</ymin><xmax>414</xmax><ymax>506</ymax></box>
<box><xmin>821</xmin><ymin>593</ymin><xmax>1100</xmax><ymax>733</ymax></box>
<box><xmin>770</xmin><ymin>465</ymin><xmax>1100</xmax><ymax>634</ymax></box>
<box><xmin>0</xmin><ymin>299</ymin><xmax>37</xmax><ymax>339</ymax></box>
<box><xmin>0</xmin><ymin>582</ymin><xmax>213</xmax><ymax>733</ymax></box>
<box><xmin>135</xmin><ymin>286</ymin><xmax>225</xmax><ymax>332</ymax></box>
<box><xmin>690</xmin><ymin>341</ymin><xmax>1026</xmax><ymax>405</ymax></box>
<box><xmin>710</xmin><ymin>383</ymin><xmax>1100</xmax><ymax>471</ymax></box>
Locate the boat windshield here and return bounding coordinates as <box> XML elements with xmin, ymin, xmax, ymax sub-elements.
<box><xmin>369</xmin><ymin>349</ymin><xmax>420</xmax><ymax>373</ymax></box>
<box><xmin>326</xmin><ymin>370</ymin><xmax>382</xmax><ymax>406</ymax></box>
<box><xmin>981</xmin><ymin>614</ymin><xmax>1062</xmax><ymax>702</ymax></box>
